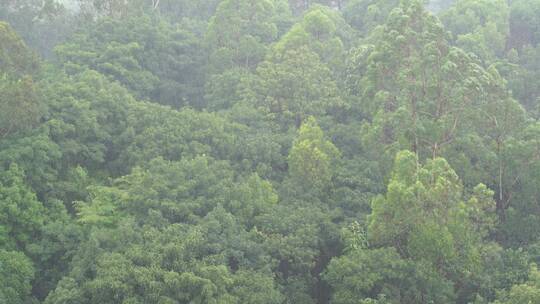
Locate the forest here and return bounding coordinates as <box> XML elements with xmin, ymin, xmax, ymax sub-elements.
<box><xmin>1</xmin><ymin>0</ymin><xmax>540</xmax><ymax>303</ymax></box>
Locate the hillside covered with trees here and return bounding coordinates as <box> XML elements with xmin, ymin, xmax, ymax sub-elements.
<box><xmin>1</xmin><ymin>0</ymin><xmax>540</xmax><ymax>303</ymax></box>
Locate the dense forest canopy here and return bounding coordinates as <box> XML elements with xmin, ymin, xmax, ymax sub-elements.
<box><xmin>1</xmin><ymin>0</ymin><xmax>540</xmax><ymax>303</ymax></box>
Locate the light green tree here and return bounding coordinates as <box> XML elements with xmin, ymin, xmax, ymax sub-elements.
<box><xmin>494</xmin><ymin>263</ymin><xmax>540</xmax><ymax>304</ymax></box>
<box><xmin>0</xmin><ymin>164</ymin><xmax>44</xmax><ymax>251</ymax></box>
<box><xmin>55</xmin><ymin>14</ymin><xmax>206</xmax><ymax>107</ymax></box>
<box><xmin>204</xmin><ymin>0</ymin><xmax>292</xmax><ymax>110</ymax></box>
<box><xmin>244</xmin><ymin>47</ymin><xmax>343</xmax><ymax>128</ymax></box>
<box><xmin>288</xmin><ymin>117</ymin><xmax>340</xmax><ymax>194</ymax></box>
<box><xmin>0</xmin><ymin>22</ymin><xmax>43</xmax><ymax>138</ymax></box>
<box><xmin>326</xmin><ymin>150</ymin><xmax>498</xmax><ymax>303</ymax></box>
<box><xmin>440</xmin><ymin>0</ymin><xmax>510</xmax><ymax>61</ymax></box>
<box><xmin>0</xmin><ymin>250</ymin><xmax>35</xmax><ymax>304</ymax></box>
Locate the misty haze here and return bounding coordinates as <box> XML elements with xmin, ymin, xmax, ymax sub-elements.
<box><xmin>1</xmin><ymin>0</ymin><xmax>540</xmax><ymax>303</ymax></box>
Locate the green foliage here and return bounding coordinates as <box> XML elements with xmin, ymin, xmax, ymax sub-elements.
<box><xmin>153</xmin><ymin>0</ymin><xmax>222</xmax><ymax>21</ymax></box>
<box><xmin>47</xmin><ymin>200</ymin><xmax>282</xmax><ymax>303</ymax></box>
<box><xmin>288</xmin><ymin>116</ymin><xmax>340</xmax><ymax>195</ymax></box>
<box><xmin>368</xmin><ymin>151</ymin><xmax>495</xmax><ymax>255</ymax></box>
<box><xmin>324</xmin><ymin>247</ymin><xmax>409</xmax><ymax>304</ymax></box>
<box><xmin>55</xmin><ymin>15</ymin><xmax>205</xmax><ymax>107</ymax></box>
<box><xmin>359</xmin><ymin>0</ymin><xmax>509</xmax><ymax>160</ymax></box>
<box><xmin>114</xmin><ymin>104</ymin><xmax>242</xmax><ymax>171</ymax></box>
<box><xmin>0</xmin><ymin>128</ymin><xmax>62</xmax><ymax>198</ymax></box>
<box><xmin>76</xmin><ymin>155</ymin><xmax>278</xmax><ymax>228</ymax></box>
<box><xmin>352</xmin><ymin>3</ymin><xmax>532</xmax><ymax>238</ymax></box>
<box><xmin>0</xmin><ymin>22</ymin><xmax>44</xmax><ymax>138</ymax></box>
<box><xmin>254</xmin><ymin>201</ymin><xmax>339</xmax><ymax>303</ymax></box>
<box><xmin>343</xmin><ymin>0</ymin><xmax>400</xmax><ymax>34</ymax></box>
<box><xmin>496</xmin><ymin>122</ymin><xmax>540</xmax><ymax>246</ymax></box>
<box><xmin>206</xmin><ymin>0</ymin><xmax>284</xmax><ymax>72</ymax></box>
<box><xmin>494</xmin><ymin>264</ymin><xmax>540</xmax><ymax>304</ymax></box>
<box><xmin>0</xmin><ymin>1</ymin><xmax>72</xmax><ymax>58</ymax></box>
<box><xmin>240</xmin><ymin>6</ymin><xmax>351</xmax><ymax>125</ymax></box>
<box><xmin>504</xmin><ymin>41</ymin><xmax>540</xmax><ymax>112</ymax></box>
<box><xmin>275</xmin><ymin>5</ymin><xmax>352</xmax><ymax>70</ymax></box>
<box><xmin>27</xmin><ymin>198</ymin><xmax>85</xmax><ymax>300</ymax></box>
<box><xmin>471</xmin><ymin>245</ymin><xmax>531</xmax><ymax>302</ymax></box>
<box><xmin>440</xmin><ymin>0</ymin><xmax>510</xmax><ymax>60</ymax></box>
<box><xmin>325</xmin><ymin>246</ymin><xmax>456</xmax><ymax>304</ymax></box>
<box><xmin>508</xmin><ymin>0</ymin><xmax>540</xmax><ymax>49</ymax></box>
<box><xmin>204</xmin><ymin>0</ymin><xmax>292</xmax><ymax>110</ymax></box>
<box><xmin>347</xmin><ymin>150</ymin><xmax>497</xmax><ymax>302</ymax></box>
<box><xmin>0</xmin><ymin>250</ymin><xmax>35</xmax><ymax>304</ymax></box>
<box><xmin>0</xmin><ymin>75</ymin><xmax>43</xmax><ymax>138</ymax></box>
<box><xmin>0</xmin><ymin>21</ymin><xmax>40</xmax><ymax>76</ymax></box>
<box><xmin>41</xmin><ymin>69</ymin><xmax>133</xmax><ymax>173</ymax></box>
<box><xmin>244</xmin><ymin>46</ymin><xmax>343</xmax><ymax>128</ymax></box>
<box><xmin>0</xmin><ymin>164</ymin><xmax>44</xmax><ymax>250</ymax></box>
